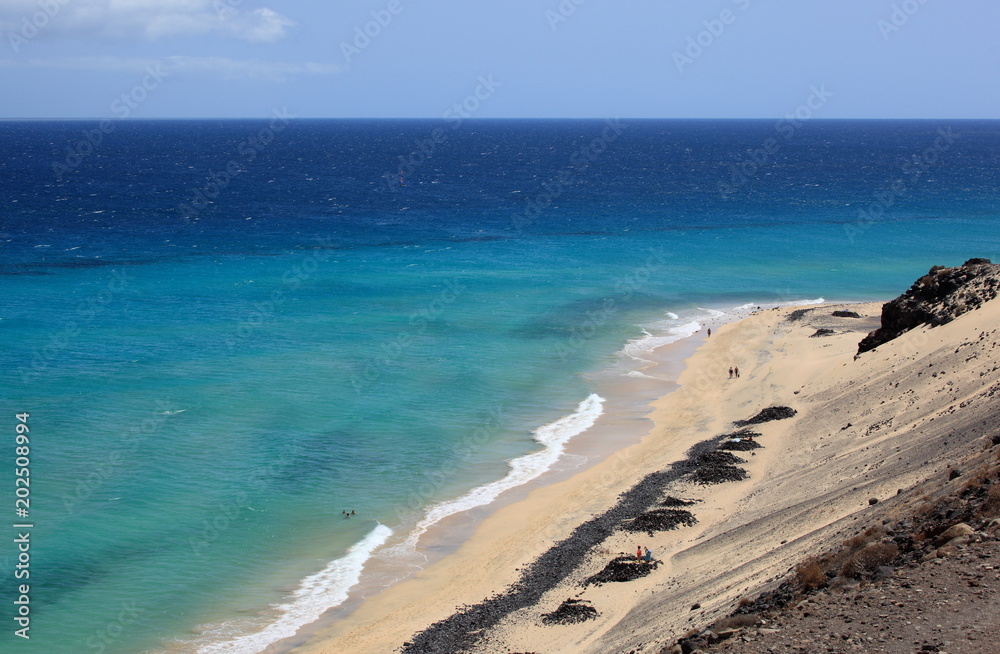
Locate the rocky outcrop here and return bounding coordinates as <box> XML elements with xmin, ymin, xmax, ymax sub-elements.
<box><xmin>858</xmin><ymin>258</ymin><xmax>1000</xmax><ymax>354</ymax></box>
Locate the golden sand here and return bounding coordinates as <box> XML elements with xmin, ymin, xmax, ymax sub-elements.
<box><xmin>296</xmin><ymin>297</ymin><xmax>1000</xmax><ymax>654</ymax></box>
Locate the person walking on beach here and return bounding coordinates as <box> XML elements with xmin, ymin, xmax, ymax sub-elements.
<box><xmin>707</xmin><ymin>328</ymin><xmax>711</xmax><ymax>337</ymax></box>
<box><xmin>728</xmin><ymin>367</ymin><xmax>733</xmax><ymax>378</ymax></box>
<box><xmin>735</xmin><ymin>366</ymin><xmax>740</xmax><ymax>378</ymax></box>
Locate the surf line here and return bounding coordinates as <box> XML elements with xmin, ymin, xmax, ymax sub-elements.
<box><xmin>399</xmin><ymin>393</ymin><xmax>606</xmax><ymax>552</ymax></box>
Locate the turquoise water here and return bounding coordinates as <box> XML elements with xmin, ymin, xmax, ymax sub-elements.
<box><xmin>1</xmin><ymin>120</ymin><xmax>999</xmax><ymax>653</ymax></box>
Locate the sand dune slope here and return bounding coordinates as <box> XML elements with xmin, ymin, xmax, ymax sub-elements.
<box><xmin>488</xmin><ymin>298</ymin><xmax>1000</xmax><ymax>654</ymax></box>
<box><xmin>301</xmin><ymin>292</ymin><xmax>1000</xmax><ymax>654</ymax></box>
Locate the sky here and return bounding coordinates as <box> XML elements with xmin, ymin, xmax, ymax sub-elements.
<box><xmin>0</xmin><ymin>0</ymin><xmax>997</xmax><ymax>119</ymax></box>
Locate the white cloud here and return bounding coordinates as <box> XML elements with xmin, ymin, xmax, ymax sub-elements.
<box><xmin>0</xmin><ymin>55</ymin><xmax>343</xmax><ymax>80</ymax></box>
<box><xmin>0</xmin><ymin>0</ymin><xmax>297</xmax><ymax>43</ymax></box>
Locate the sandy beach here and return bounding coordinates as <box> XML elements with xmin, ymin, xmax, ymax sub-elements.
<box><xmin>294</xmin><ymin>272</ymin><xmax>1000</xmax><ymax>654</ymax></box>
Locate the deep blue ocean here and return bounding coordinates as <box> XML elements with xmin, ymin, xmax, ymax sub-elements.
<box><xmin>2</xmin><ymin>119</ymin><xmax>999</xmax><ymax>653</ymax></box>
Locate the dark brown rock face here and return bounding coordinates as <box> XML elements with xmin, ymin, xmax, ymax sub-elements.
<box><xmin>857</xmin><ymin>259</ymin><xmax>1000</xmax><ymax>354</ymax></box>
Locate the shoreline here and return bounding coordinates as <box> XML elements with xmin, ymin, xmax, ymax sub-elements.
<box><xmin>169</xmin><ymin>301</ymin><xmax>777</xmax><ymax>654</ymax></box>
<box><xmin>270</xmin><ymin>310</ymin><xmax>724</xmax><ymax>652</ymax></box>
<box><xmin>286</xmin><ymin>299</ymin><xmax>857</xmax><ymax>654</ymax></box>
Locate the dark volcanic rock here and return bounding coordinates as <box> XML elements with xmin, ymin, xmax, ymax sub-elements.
<box><xmin>734</xmin><ymin>406</ymin><xmax>797</xmax><ymax>426</ymax></box>
<box><xmin>689</xmin><ymin>448</ymin><xmax>751</xmax><ymax>485</ymax></box>
<box><xmin>660</xmin><ymin>495</ymin><xmax>696</xmax><ymax>507</ymax></box>
<box><xmin>400</xmin><ymin>461</ymin><xmax>697</xmax><ymax>652</ymax></box>
<box><xmin>540</xmin><ymin>598</ymin><xmax>598</xmax><ymax>625</ymax></box>
<box><xmin>696</xmin><ymin>451</ymin><xmax>746</xmax><ymax>466</ymax></box>
<box><xmin>720</xmin><ymin>429</ymin><xmax>762</xmax><ymax>440</ymax></box>
<box><xmin>810</xmin><ymin>328</ymin><xmax>836</xmax><ymax>338</ymax></box>
<box><xmin>858</xmin><ymin>258</ymin><xmax>1000</xmax><ymax>354</ymax></box>
<box><xmin>690</xmin><ymin>464</ymin><xmax>748</xmax><ymax>485</ymax></box>
<box><xmin>832</xmin><ymin>310</ymin><xmax>861</xmax><ymax>318</ymax></box>
<box><xmin>717</xmin><ymin>430</ymin><xmax>763</xmax><ymax>452</ymax></box>
<box><xmin>584</xmin><ymin>556</ymin><xmax>659</xmax><ymax>586</ymax></box>
<box><xmin>399</xmin><ymin>433</ymin><xmax>767</xmax><ymax>652</ymax></box>
<box><xmin>624</xmin><ymin>508</ymin><xmax>698</xmax><ymax>536</ymax></box>
<box><xmin>717</xmin><ymin>436</ymin><xmax>762</xmax><ymax>452</ymax></box>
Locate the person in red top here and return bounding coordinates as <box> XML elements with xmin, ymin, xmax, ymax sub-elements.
<box><xmin>636</xmin><ymin>545</ymin><xmax>642</xmax><ymax>560</ymax></box>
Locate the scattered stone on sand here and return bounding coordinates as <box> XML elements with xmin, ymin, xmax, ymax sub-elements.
<box><xmin>734</xmin><ymin>406</ymin><xmax>797</xmax><ymax>426</ymax></box>
<box><xmin>717</xmin><ymin>430</ymin><xmax>764</xmax><ymax>452</ymax></box>
<box><xmin>695</xmin><ymin>451</ymin><xmax>746</xmax><ymax>466</ymax></box>
<box><xmin>694</xmin><ymin>539</ymin><xmax>999</xmax><ymax>654</ymax></box>
<box><xmin>717</xmin><ymin>437</ymin><xmax>763</xmax><ymax>452</ymax></box>
<box><xmin>670</xmin><ymin>448</ymin><xmax>1000</xmax><ymax>654</ymax></box>
<box><xmin>660</xmin><ymin>495</ymin><xmax>696</xmax><ymax>507</ymax></box>
<box><xmin>786</xmin><ymin>308</ymin><xmax>813</xmax><ymax>322</ymax></box>
<box><xmin>690</xmin><ymin>464</ymin><xmax>748</xmax><ymax>485</ymax></box>
<box><xmin>720</xmin><ymin>429</ymin><xmax>762</xmax><ymax>440</ymax></box>
<box><xmin>540</xmin><ymin>598</ymin><xmax>598</xmax><ymax>625</ymax></box>
<box><xmin>400</xmin><ymin>459</ymin><xmax>697</xmax><ymax>652</ymax></box>
<box><xmin>584</xmin><ymin>556</ymin><xmax>659</xmax><ymax>586</ymax></box>
<box><xmin>624</xmin><ymin>508</ymin><xmax>698</xmax><ymax>536</ymax></box>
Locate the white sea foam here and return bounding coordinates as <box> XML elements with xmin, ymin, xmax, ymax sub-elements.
<box><xmin>196</xmin><ymin>524</ymin><xmax>392</xmax><ymax>654</ymax></box>
<box><xmin>665</xmin><ymin>312</ymin><xmax>679</xmax><ymax>320</ymax></box>
<box><xmin>624</xmin><ymin>370</ymin><xmax>664</xmax><ymax>380</ymax></box>
<box><xmin>698</xmin><ymin>307</ymin><xmax>726</xmax><ymax>318</ymax></box>
<box><xmin>728</xmin><ymin>298</ymin><xmax>827</xmax><ymax>313</ymax></box>
<box><xmin>620</xmin><ymin>320</ymin><xmax>701</xmax><ymax>363</ymax></box>
<box><xmin>188</xmin><ymin>397</ymin><xmax>606</xmax><ymax>654</ymax></box>
<box><xmin>394</xmin><ymin>394</ymin><xmax>605</xmax><ymax>552</ymax></box>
